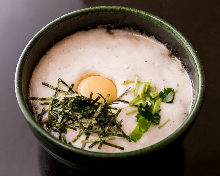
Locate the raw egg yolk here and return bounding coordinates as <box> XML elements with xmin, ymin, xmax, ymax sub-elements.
<box><xmin>77</xmin><ymin>75</ymin><xmax>117</xmax><ymax>104</ymax></box>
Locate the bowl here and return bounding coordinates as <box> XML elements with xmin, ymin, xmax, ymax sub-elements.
<box><xmin>15</xmin><ymin>6</ymin><xmax>204</xmax><ymax>171</ymax></box>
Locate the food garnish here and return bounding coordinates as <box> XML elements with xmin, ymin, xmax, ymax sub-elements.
<box><xmin>158</xmin><ymin>118</ymin><xmax>170</xmax><ymax>129</ymax></box>
<box><xmin>30</xmin><ymin>76</ymin><xmax>176</xmax><ymax>149</ymax></box>
<box><xmin>122</xmin><ymin>76</ymin><xmax>175</xmax><ymax>142</ymax></box>
<box><xmin>30</xmin><ymin>78</ymin><xmax>130</xmax><ymax>150</ymax></box>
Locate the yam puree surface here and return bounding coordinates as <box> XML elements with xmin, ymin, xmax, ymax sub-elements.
<box><xmin>29</xmin><ymin>28</ymin><xmax>192</xmax><ymax>153</ymax></box>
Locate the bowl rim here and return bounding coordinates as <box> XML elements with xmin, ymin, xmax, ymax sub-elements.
<box><xmin>15</xmin><ymin>6</ymin><xmax>204</xmax><ymax>159</ymax></box>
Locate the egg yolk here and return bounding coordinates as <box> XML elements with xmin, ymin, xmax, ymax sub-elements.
<box><xmin>77</xmin><ymin>75</ymin><xmax>117</xmax><ymax>104</ymax></box>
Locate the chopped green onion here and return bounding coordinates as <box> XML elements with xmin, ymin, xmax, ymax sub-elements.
<box><xmin>158</xmin><ymin>119</ymin><xmax>170</xmax><ymax>128</ymax></box>
<box><xmin>152</xmin><ymin>99</ymin><xmax>161</xmax><ymax>115</ymax></box>
<box><xmin>121</xmin><ymin>80</ymin><xmax>135</xmax><ymax>85</ymax></box>
<box><xmin>134</xmin><ymin>76</ymin><xmax>139</xmax><ymax>96</ymax></box>
<box><xmin>129</xmin><ymin>95</ymin><xmax>141</xmax><ymax>106</ymax></box>
<box><xmin>150</xmin><ymin>92</ymin><xmax>159</xmax><ymax>98</ymax></box>
<box><xmin>140</xmin><ymin>82</ymin><xmax>147</xmax><ymax>98</ymax></box>
<box><xmin>126</xmin><ymin>109</ymin><xmax>138</xmax><ymax>115</ymax></box>
<box><xmin>121</xmin><ymin>80</ymin><xmax>144</xmax><ymax>85</ymax></box>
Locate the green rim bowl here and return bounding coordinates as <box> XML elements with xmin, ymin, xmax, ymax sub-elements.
<box><xmin>15</xmin><ymin>6</ymin><xmax>204</xmax><ymax>170</ymax></box>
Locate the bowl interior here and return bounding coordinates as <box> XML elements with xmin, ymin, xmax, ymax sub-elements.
<box><xmin>16</xmin><ymin>6</ymin><xmax>204</xmax><ymax>161</ymax></box>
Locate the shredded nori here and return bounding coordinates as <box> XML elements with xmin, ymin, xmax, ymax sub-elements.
<box><xmin>30</xmin><ymin>78</ymin><xmax>130</xmax><ymax>150</ymax></box>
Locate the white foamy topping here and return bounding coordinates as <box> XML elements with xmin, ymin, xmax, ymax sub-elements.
<box><xmin>29</xmin><ymin>28</ymin><xmax>192</xmax><ymax>153</ymax></box>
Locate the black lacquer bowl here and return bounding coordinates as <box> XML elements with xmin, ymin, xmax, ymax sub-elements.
<box><xmin>15</xmin><ymin>6</ymin><xmax>204</xmax><ymax>171</ymax></box>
